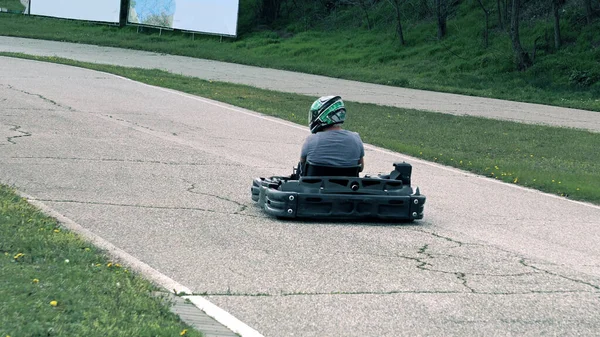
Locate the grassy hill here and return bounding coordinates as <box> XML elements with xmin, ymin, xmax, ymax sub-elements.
<box><xmin>0</xmin><ymin>0</ymin><xmax>598</xmax><ymax>112</ymax></box>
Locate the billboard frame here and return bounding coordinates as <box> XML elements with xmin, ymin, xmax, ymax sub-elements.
<box><xmin>126</xmin><ymin>0</ymin><xmax>239</xmax><ymax>38</ymax></box>
<box><xmin>28</xmin><ymin>0</ymin><xmax>121</xmax><ymax>25</ymax></box>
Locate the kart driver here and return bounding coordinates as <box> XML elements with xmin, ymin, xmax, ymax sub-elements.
<box><xmin>300</xmin><ymin>95</ymin><xmax>365</xmax><ymax>172</ymax></box>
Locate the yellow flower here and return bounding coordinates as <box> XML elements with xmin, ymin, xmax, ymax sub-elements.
<box><xmin>513</xmin><ymin>177</ymin><xmax>519</xmax><ymax>183</ymax></box>
<box><xmin>14</xmin><ymin>253</ymin><xmax>24</xmax><ymax>260</ymax></box>
<box><xmin>33</xmin><ymin>279</ymin><xmax>39</xmax><ymax>284</ymax></box>
<box><xmin>115</xmin><ymin>263</ymin><xmax>122</xmax><ymax>268</ymax></box>
<box><xmin>50</xmin><ymin>301</ymin><xmax>58</xmax><ymax>307</ymax></box>
<box><xmin>107</xmin><ymin>262</ymin><xmax>113</xmax><ymax>267</ymax></box>
<box><xmin>494</xmin><ymin>165</ymin><xmax>499</xmax><ymax>170</ymax></box>
<box><xmin>180</xmin><ymin>329</ymin><xmax>188</xmax><ymax>336</ymax></box>
<box><xmin>53</xmin><ymin>229</ymin><xmax>60</xmax><ymax>233</ymax></box>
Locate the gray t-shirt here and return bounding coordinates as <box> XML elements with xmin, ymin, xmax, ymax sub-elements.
<box><xmin>301</xmin><ymin>129</ymin><xmax>364</xmax><ymax>167</ymax></box>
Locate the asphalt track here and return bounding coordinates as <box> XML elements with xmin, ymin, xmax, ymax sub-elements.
<box><xmin>1</xmin><ymin>36</ymin><xmax>599</xmax><ymax>133</ymax></box>
<box><xmin>1</xmin><ymin>56</ymin><xmax>600</xmax><ymax>336</ymax></box>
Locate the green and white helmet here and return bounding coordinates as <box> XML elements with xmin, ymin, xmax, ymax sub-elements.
<box><xmin>308</xmin><ymin>95</ymin><xmax>346</xmax><ymax>134</ymax></box>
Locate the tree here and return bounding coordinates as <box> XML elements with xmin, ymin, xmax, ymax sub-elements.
<box><xmin>504</xmin><ymin>0</ymin><xmax>510</xmax><ymax>29</ymax></box>
<box><xmin>340</xmin><ymin>0</ymin><xmax>377</xmax><ymax>29</ymax></box>
<box><xmin>435</xmin><ymin>0</ymin><xmax>448</xmax><ymax>39</ymax></box>
<box><xmin>551</xmin><ymin>0</ymin><xmax>566</xmax><ymax>49</ymax></box>
<box><xmin>509</xmin><ymin>0</ymin><xmax>532</xmax><ymax>70</ymax></box>
<box><xmin>359</xmin><ymin>0</ymin><xmax>375</xmax><ymax>29</ymax></box>
<box><xmin>584</xmin><ymin>0</ymin><xmax>593</xmax><ymax>24</ymax></box>
<box><xmin>120</xmin><ymin>0</ymin><xmax>131</xmax><ymax>26</ymax></box>
<box><xmin>496</xmin><ymin>0</ymin><xmax>503</xmax><ymax>29</ymax></box>
<box><xmin>387</xmin><ymin>0</ymin><xmax>406</xmax><ymax>45</ymax></box>
<box><xmin>260</xmin><ymin>0</ymin><xmax>284</xmax><ymax>24</ymax></box>
<box><xmin>476</xmin><ymin>0</ymin><xmax>490</xmax><ymax>47</ymax></box>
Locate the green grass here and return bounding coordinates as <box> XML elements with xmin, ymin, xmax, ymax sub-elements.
<box><xmin>0</xmin><ymin>185</ymin><xmax>202</xmax><ymax>337</ymax></box>
<box><xmin>3</xmin><ymin>52</ymin><xmax>598</xmax><ymax>204</ymax></box>
<box><xmin>0</xmin><ymin>0</ymin><xmax>24</xmax><ymax>11</ymax></box>
<box><xmin>0</xmin><ymin>1</ymin><xmax>599</xmax><ymax>112</ymax></box>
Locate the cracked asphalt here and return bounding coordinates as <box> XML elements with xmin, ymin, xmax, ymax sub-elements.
<box><xmin>1</xmin><ymin>56</ymin><xmax>600</xmax><ymax>336</ymax></box>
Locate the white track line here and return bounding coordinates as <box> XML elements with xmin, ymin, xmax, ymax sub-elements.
<box><xmin>20</xmin><ymin>192</ymin><xmax>264</xmax><ymax>337</ymax></box>
<box><xmin>183</xmin><ymin>296</ymin><xmax>264</xmax><ymax>337</ymax></box>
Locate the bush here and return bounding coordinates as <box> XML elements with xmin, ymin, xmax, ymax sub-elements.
<box><xmin>569</xmin><ymin>70</ymin><xmax>598</xmax><ymax>87</ymax></box>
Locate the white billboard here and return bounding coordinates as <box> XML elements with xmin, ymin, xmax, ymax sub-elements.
<box><xmin>29</xmin><ymin>0</ymin><xmax>121</xmax><ymax>23</ymax></box>
<box><xmin>128</xmin><ymin>0</ymin><xmax>239</xmax><ymax>36</ymax></box>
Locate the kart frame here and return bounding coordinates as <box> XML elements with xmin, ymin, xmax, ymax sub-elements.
<box><xmin>251</xmin><ymin>162</ymin><xmax>426</xmax><ymax>221</ymax></box>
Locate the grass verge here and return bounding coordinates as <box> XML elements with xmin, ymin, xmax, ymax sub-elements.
<box><xmin>0</xmin><ymin>184</ymin><xmax>201</xmax><ymax>337</ymax></box>
<box><xmin>0</xmin><ymin>0</ymin><xmax>24</xmax><ymax>11</ymax></box>
<box><xmin>2</xmin><ymin>52</ymin><xmax>599</xmax><ymax>204</ymax></box>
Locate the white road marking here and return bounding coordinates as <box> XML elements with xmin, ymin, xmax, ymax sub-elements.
<box><xmin>184</xmin><ymin>296</ymin><xmax>265</xmax><ymax>337</ymax></box>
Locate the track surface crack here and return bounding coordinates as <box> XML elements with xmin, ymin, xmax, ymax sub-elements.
<box><xmin>10</xmin><ymin>156</ymin><xmax>237</xmax><ymax>167</ymax></box>
<box><xmin>29</xmin><ymin>198</ymin><xmax>261</xmax><ymax>218</ymax></box>
<box><xmin>520</xmin><ymin>259</ymin><xmax>600</xmax><ymax>290</ymax></box>
<box><xmin>184</xmin><ymin>180</ymin><xmax>248</xmax><ymax>214</ymax></box>
<box><xmin>6</xmin><ymin>84</ymin><xmax>76</xmax><ymax>111</ymax></box>
<box><xmin>196</xmin><ymin>289</ymin><xmax>592</xmax><ymax>297</ymax></box>
<box><xmin>6</xmin><ymin>125</ymin><xmax>31</xmax><ymax>144</ymax></box>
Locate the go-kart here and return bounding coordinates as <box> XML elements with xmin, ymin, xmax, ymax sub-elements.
<box><xmin>251</xmin><ymin>162</ymin><xmax>425</xmax><ymax>221</ymax></box>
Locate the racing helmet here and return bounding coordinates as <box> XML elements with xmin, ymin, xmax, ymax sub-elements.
<box><xmin>308</xmin><ymin>95</ymin><xmax>346</xmax><ymax>134</ymax></box>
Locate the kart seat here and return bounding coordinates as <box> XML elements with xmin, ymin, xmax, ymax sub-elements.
<box><xmin>303</xmin><ymin>162</ymin><xmax>361</xmax><ymax>177</ymax></box>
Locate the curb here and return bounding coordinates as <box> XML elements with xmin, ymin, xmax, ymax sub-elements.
<box><xmin>19</xmin><ymin>191</ymin><xmax>264</xmax><ymax>337</ymax></box>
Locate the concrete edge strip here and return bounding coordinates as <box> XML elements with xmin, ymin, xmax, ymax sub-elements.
<box><xmin>18</xmin><ymin>191</ymin><xmax>265</xmax><ymax>337</ymax></box>
<box><xmin>183</xmin><ymin>296</ymin><xmax>264</xmax><ymax>337</ymax></box>
<box><xmin>116</xmin><ymin>76</ymin><xmax>600</xmax><ymax>212</ymax></box>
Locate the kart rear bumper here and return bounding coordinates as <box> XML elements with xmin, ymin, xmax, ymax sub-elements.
<box><xmin>252</xmin><ymin>177</ymin><xmax>425</xmax><ymax>221</ymax></box>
